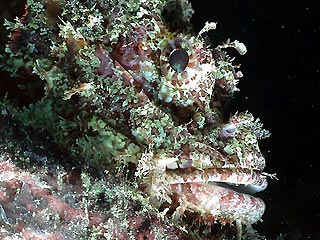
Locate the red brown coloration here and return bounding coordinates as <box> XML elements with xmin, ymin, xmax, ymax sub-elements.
<box><xmin>170</xmin><ymin>183</ymin><xmax>265</xmax><ymax>225</ymax></box>
<box><xmin>0</xmin><ymin>155</ymin><xmax>186</xmax><ymax>239</ymax></box>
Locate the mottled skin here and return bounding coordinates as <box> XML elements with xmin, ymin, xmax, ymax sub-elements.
<box><xmin>1</xmin><ymin>0</ymin><xmax>271</xmax><ymax>238</ymax></box>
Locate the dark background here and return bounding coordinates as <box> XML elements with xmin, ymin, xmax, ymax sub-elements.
<box><xmin>1</xmin><ymin>0</ymin><xmax>319</xmax><ymax>239</ymax></box>
<box><xmin>190</xmin><ymin>0</ymin><xmax>319</xmax><ymax>239</ymax></box>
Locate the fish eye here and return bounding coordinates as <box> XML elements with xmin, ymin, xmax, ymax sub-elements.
<box><xmin>169</xmin><ymin>48</ymin><xmax>189</xmax><ymax>73</ymax></box>
<box><xmin>160</xmin><ymin>37</ymin><xmax>198</xmax><ymax>82</ymax></box>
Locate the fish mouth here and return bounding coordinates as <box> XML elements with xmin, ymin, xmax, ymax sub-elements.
<box><xmin>166</xmin><ymin>167</ymin><xmax>268</xmax><ymax>196</ymax></box>
<box><xmin>167</xmin><ymin>168</ymin><xmax>268</xmax><ymax>225</ymax></box>
<box><xmin>169</xmin><ymin>180</ymin><xmax>266</xmax><ymax>225</ymax></box>
<box><xmin>209</xmin><ymin>181</ymin><xmax>267</xmax><ymax>195</ymax></box>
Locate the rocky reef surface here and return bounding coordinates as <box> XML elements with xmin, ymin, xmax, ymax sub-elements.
<box><xmin>0</xmin><ymin>112</ymin><xmax>188</xmax><ymax>239</ymax></box>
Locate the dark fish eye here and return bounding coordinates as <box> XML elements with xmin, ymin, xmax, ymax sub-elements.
<box><xmin>160</xmin><ymin>36</ymin><xmax>198</xmax><ymax>82</ymax></box>
<box><xmin>169</xmin><ymin>48</ymin><xmax>189</xmax><ymax>73</ymax></box>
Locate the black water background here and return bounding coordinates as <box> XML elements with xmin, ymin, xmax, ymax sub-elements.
<box><xmin>190</xmin><ymin>0</ymin><xmax>319</xmax><ymax>239</ymax></box>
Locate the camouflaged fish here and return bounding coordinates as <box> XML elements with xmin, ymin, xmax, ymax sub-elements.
<box><xmin>2</xmin><ymin>0</ymin><xmax>272</xmax><ymax>239</ymax></box>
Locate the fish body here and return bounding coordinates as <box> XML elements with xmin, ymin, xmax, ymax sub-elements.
<box><xmin>2</xmin><ymin>0</ymin><xmax>271</xmax><ymax>238</ymax></box>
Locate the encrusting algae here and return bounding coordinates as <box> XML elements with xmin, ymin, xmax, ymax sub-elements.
<box><xmin>1</xmin><ymin>0</ymin><xmax>273</xmax><ymax>239</ymax></box>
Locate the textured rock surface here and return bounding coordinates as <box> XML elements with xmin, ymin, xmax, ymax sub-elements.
<box><xmin>0</xmin><ymin>113</ymin><xmax>188</xmax><ymax>239</ymax></box>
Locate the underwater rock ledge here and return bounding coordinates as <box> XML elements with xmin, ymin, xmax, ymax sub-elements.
<box><xmin>0</xmin><ymin>112</ymin><xmax>188</xmax><ymax>239</ymax></box>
